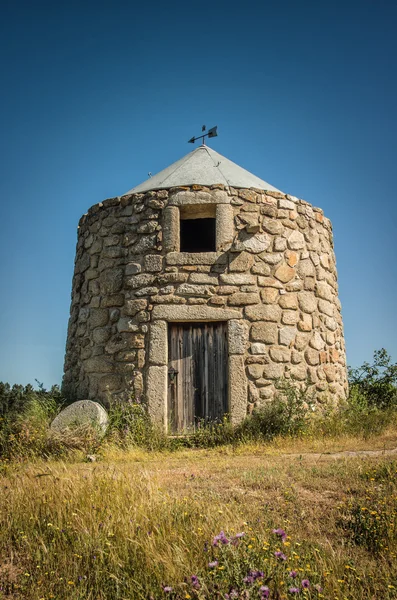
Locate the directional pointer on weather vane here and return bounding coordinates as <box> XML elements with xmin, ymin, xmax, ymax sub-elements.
<box><xmin>188</xmin><ymin>125</ymin><xmax>218</xmax><ymax>145</ymax></box>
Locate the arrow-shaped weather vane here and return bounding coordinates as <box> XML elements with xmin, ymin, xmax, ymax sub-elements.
<box><xmin>188</xmin><ymin>125</ymin><xmax>218</xmax><ymax>145</ymax></box>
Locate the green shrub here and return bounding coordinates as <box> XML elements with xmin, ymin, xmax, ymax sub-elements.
<box><xmin>348</xmin><ymin>348</ymin><xmax>397</xmax><ymax>409</ymax></box>
<box><xmin>0</xmin><ymin>382</ymin><xmax>64</xmax><ymax>459</ymax></box>
<box><xmin>236</xmin><ymin>379</ymin><xmax>313</xmax><ymax>442</ymax></box>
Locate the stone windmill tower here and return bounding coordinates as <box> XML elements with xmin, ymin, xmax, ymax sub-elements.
<box><xmin>63</xmin><ymin>140</ymin><xmax>348</xmax><ymax>432</ymax></box>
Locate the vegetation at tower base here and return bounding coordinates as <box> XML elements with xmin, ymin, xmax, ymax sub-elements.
<box><xmin>1</xmin><ymin>350</ymin><xmax>396</xmax><ymax>461</ymax></box>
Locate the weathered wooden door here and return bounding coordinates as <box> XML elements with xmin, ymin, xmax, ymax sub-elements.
<box><xmin>167</xmin><ymin>322</ymin><xmax>228</xmax><ymax>433</ymax></box>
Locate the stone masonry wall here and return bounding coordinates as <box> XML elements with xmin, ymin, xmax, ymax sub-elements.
<box><xmin>63</xmin><ymin>185</ymin><xmax>348</xmax><ymax>413</ymax></box>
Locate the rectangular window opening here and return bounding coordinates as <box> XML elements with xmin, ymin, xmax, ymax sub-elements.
<box><xmin>179</xmin><ymin>205</ymin><xmax>216</xmax><ymax>253</ymax></box>
<box><xmin>180</xmin><ymin>218</ymin><xmax>216</xmax><ymax>252</ymax></box>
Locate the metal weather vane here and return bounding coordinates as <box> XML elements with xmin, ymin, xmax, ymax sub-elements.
<box><xmin>188</xmin><ymin>125</ymin><xmax>218</xmax><ymax>145</ymax></box>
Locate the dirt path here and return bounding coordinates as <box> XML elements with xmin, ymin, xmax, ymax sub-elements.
<box><xmin>283</xmin><ymin>447</ymin><xmax>397</xmax><ymax>459</ymax></box>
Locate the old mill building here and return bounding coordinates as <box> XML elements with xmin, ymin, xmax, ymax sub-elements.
<box><xmin>63</xmin><ymin>143</ymin><xmax>348</xmax><ymax>432</ymax></box>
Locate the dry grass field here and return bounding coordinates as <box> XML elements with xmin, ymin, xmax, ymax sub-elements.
<box><xmin>1</xmin><ymin>428</ymin><xmax>396</xmax><ymax>600</ymax></box>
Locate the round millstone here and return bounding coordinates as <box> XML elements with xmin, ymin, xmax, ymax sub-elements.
<box><xmin>50</xmin><ymin>400</ymin><xmax>109</xmax><ymax>435</ymax></box>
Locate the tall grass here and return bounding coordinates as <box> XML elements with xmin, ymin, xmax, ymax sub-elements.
<box><xmin>0</xmin><ymin>452</ymin><xmax>396</xmax><ymax>599</ymax></box>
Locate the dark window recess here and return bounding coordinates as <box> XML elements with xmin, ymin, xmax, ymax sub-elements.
<box><xmin>180</xmin><ymin>218</ymin><xmax>216</xmax><ymax>252</ymax></box>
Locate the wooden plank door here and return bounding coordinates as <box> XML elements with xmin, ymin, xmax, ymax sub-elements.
<box><xmin>167</xmin><ymin>322</ymin><xmax>228</xmax><ymax>433</ymax></box>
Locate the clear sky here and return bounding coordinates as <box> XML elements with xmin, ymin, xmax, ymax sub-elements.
<box><xmin>0</xmin><ymin>0</ymin><xmax>396</xmax><ymax>387</ymax></box>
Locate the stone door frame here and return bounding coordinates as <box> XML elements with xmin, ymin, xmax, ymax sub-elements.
<box><xmin>146</xmin><ymin>305</ymin><xmax>248</xmax><ymax>432</ymax></box>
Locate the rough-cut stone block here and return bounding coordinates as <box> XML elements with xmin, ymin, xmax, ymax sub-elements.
<box><xmin>238</xmin><ymin>231</ymin><xmax>270</xmax><ymax>254</ymax></box>
<box><xmin>262</xmin><ymin>218</ymin><xmax>284</xmax><ymax>235</ymax></box>
<box><xmin>279</xmin><ymin>326</ymin><xmax>297</xmax><ymax>347</ymax></box>
<box><xmin>269</xmin><ymin>347</ymin><xmax>291</xmax><ymax>362</ymax></box>
<box><xmin>318</xmin><ymin>299</ymin><xmax>334</xmax><ymax>316</ymax></box>
<box><xmin>298</xmin><ymin>292</ymin><xmax>317</xmax><ymax>314</ymax></box>
<box><xmin>229</xmin><ymin>252</ymin><xmax>255</xmax><ymax>272</ymax></box>
<box><xmin>273</xmin><ymin>237</ymin><xmax>287</xmax><ymax>251</ymax></box>
<box><xmin>305</xmin><ymin>348</ymin><xmax>320</xmax><ymax>365</ymax></box>
<box><xmin>251</xmin><ymin>322</ymin><xmax>278</xmax><ymax>344</ymax></box>
<box><xmin>287</xmin><ymin>230</ymin><xmax>305</xmax><ymax>250</ymax></box>
<box><xmin>149</xmin><ymin>321</ymin><xmax>167</xmax><ymax>365</ymax></box>
<box><xmin>228</xmin><ymin>320</ymin><xmax>249</xmax><ymax>355</ymax></box>
<box><xmin>162</xmin><ymin>206</ymin><xmax>179</xmax><ymax>253</ymax></box>
<box><xmin>247</xmin><ymin>364</ymin><xmax>264</xmax><ymax>379</ymax></box>
<box><xmin>93</xmin><ymin>327</ymin><xmax>112</xmax><ymax>344</ymax></box>
<box><xmin>124</xmin><ymin>299</ymin><xmax>148</xmax><ymax>316</ymax></box>
<box><xmin>89</xmin><ymin>308</ymin><xmax>109</xmax><ymax>328</ymax></box>
<box><xmin>245</xmin><ymin>304</ymin><xmax>281</xmax><ymax>322</ymax></box>
<box><xmin>309</xmin><ymin>331</ymin><xmax>325</xmax><ymax>350</ymax></box>
<box><xmin>166</xmin><ymin>252</ymin><xmax>224</xmax><ymax>266</ymax></box>
<box><xmin>238</xmin><ymin>189</ymin><xmax>257</xmax><ymax>203</ymax></box>
<box><xmin>279</xmin><ymin>293</ymin><xmax>298</xmax><ymax>309</ymax></box>
<box><xmin>298</xmin><ymin>259</ymin><xmax>315</xmax><ymax>277</ymax></box>
<box><xmin>100</xmin><ymin>268</ymin><xmax>123</xmax><ymax>295</ymax></box>
<box><xmin>295</xmin><ymin>333</ymin><xmax>310</xmax><ymax>351</ymax></box>
<box><xmin>315</xmin><ymin>283</ymin><xmax>334</xmax><ymax>302</ymax></box>
<box><xmin>261</xmin><ymin>288</ymin><xmax>279</xmax><ymax>304</ymax></box>
<box><xmin>251</xmin><ymin>263</ymin><xmax>271</xmax><ymax>276</ymax></box>
<box><xmin>229</xmin><ymin>355</ymin><xmax>248</xmax><ymax>424</ymax></box>
<box><xmin>176</xmin><ymin>283</ymin><xmax>215</xmax><ymax>297</ymax></box>
<box><xmin>220</xmin><ymin>273</ymin><xmax>255</xmax><ymax>285</ymax></box>
<box><xmin>216</xmin><ymin>203</ymin><xmax>234</xmax><ymax>250</ymax></box>
<box><xmin>274</xmin><ymin>263</ymin><xmax>295</xmax><ymax>283</ymax></box>
<box><xmin>135</xmin><ymin>287</ymin><xmax>159</xmax><ymax>297</ymax></box>
<box><xmin>189</xmin><ymin>273</ymin><xmax>219</xmax><ymax>284</ymax></box>
<box><xmin>262</xmin><ymin>363</ymin><xmax>284</xmax><ymax>379</ymax></box>
<box><xmin>117</xmin><ymin>318</ymin><xmax>139</xmax><ymax>333</ymax></box>
<box><xmin>298</xmin><ymin>314</ymin><xmax>312</xmax><ymax>332</ymax></box>
<box><xmin>282</xmin><ymin>310</ymin><xmax>299</xmax><ymax>325</ymax></box>
<box><xmin>261</xmin><ymin>253</ymin><xmax>283</xmax><ymax>265</ymax></box>
<box><xmin>152</xmin><ymin>305</ymin><xmax>240</xmax><ymax>321</ymax></box>
<box><xmin>146</xmin><ymin>365</ymin><xmax>168</xmax><ymax>429</ymax></box>
<box><xmin>228</xmin><ymin>292</ymin><xmax>260</xmax><ymax>306</ymax></box>
<box><xmin>290</xmin><ymin>365</ymin><xmax>308</xmax><ymax>381</ymax></box>
<box><xmin>125</xmin><ymin>274</ymin><xmax>156</xmax><ymax>289</ymax></box>
<box><xmin>125</xmin><ymin>262</ymin><xmax>141</xmax><ymax>275</ymax></box>
<box><xmin>279</xmin><ymin>198</ymin><xmax>295</xmax><ymax>210</ymax></box>
<box><xmin>251</xmin><ymin>343</ymin><xmax>268</xmax><ymax>354</ymax></box>
<box><xmin>144</xmin><ymin>254</ymin><xmax>163</xmax><ymax>272</ymax></box>
<box><xmin>157</xmin><ymin>272</ymin><xmax>189</xmax><ymax>285</ymax></box>
<box><xmin>169</xmin><ymin>190</ymin><xmax>228</xmax><ymax>205</ymax></box>
<box><xmin>101</xmin><ymin>294</ymin><xmax>124</xmax><ymax>308</ymax></box>
<box><xmin>85</xmin><ymin>356</ymin><xmax>114</xmax><ymax>373</ymax></box>
<box><xmin>98</xmin><ymin>374</ymin><xmax>123</xmax><ymax>392</ymax></box>
<box><xmin>257</xmin><ymin>277</ymin><xmax>283</xmax><ymax>288</ymax></box>
<box><xmin>285</xmin><ymin>251</ymin><xmax>299</xmax><ymax>267</ymax></box>
<box><xmin>325</xmin><ymin>316</ymin><xmax>338</xmax><ymax>331</ymax></box>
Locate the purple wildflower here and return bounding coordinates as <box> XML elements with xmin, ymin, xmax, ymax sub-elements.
<box><xmin>314</xmin><ymin>584</ymin><xmax>323</xmax><ymax>593</ymax></box>
<box><xmin>208</xmin><ymin>560</ymin><xmax>218</xmax><ymax>568</ymax></box>
<box><xmin>274</xmin><ymin>551</ymin><xmax>287</xmax><ymax>561</ymax></box>
<box><xmin>234</xmin><ymin>532</ymin><xmax>246</xmax><ymax>538</ymax></box>
<box><xmin>244</xmin><ymin>570</ymin><xmax>264</xmax><ymax>584</ymax></box>
<box><xmin>272</xmin><ymin>528</ymin><xmax>287</xmax><ymax>541</ymax></box>
<box><xmin>213</xmin><ymin>531</ymin><xmax>230</xmax><ymax>546</ymax></box>
<box><xmin>288</xmin><ymin>587</ymin><xmax>300</xmax><ymax>594</ymax></box>
<box><xmin>301</xmin><ymin>579</ymin><xmax>310</xmax><ymax>589</ymax></box>
<box><xmin>260</xmin><ymin>586</ymin><xmax>270</xmax><ymax>598</ymax></box>
<box><xmin>163</xmin><ymin>586</ymin><xmax>172</xmax><ymax>593</ymax></box>
<box><xmin>190</xmin><ymin>575</ymin><xmax>200</xmax><ymax>589</ymax></box>
<box><xmin>289</xmin><ymin>570</ymin><xmax>298</xmax><ymax>578</ymax></box>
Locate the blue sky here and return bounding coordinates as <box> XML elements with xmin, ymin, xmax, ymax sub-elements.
<box><xmin>0</xmin><ymin>0</ymin><xmax>396</xmax><ymax>387</ymax></box>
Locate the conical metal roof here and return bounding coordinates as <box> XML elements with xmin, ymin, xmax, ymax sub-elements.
<box><xmin>125</xmin><ymin>145</ymin><xmax>281</xmax><ymax>194</ymax></box>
